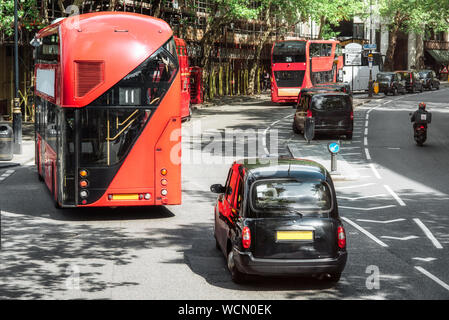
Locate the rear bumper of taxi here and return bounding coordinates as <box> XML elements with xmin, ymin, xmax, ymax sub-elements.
<box><xmin>234</xmin><ymin>249</ymin><xmax>347</xmax><ymax>276</ymax></box>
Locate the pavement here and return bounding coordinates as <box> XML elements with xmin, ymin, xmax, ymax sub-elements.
<box><xmin>0</xmin><ymin>122</ymin><xmax>34</xmax><ymax>169</ymax></box>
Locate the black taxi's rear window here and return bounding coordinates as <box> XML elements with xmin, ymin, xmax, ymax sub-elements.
<box><xmin>250</xmin><ymin>179</ymin><xmax>332</xmax><ymax>217</ymax></box>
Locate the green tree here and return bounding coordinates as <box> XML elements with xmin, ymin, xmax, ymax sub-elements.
<box><xmin>0</xmin><ymin>0</ymin><xmax>43</xmax><ymax>38</ymax></box>
<box><xmin>379</xmin><ymin>0</ymin><xmax>449</xmax><ymax>70</ymax></box>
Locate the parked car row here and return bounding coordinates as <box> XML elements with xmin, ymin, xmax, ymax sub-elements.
<box><xmin>376</xmin><ymin>70</ymin><xmax>440</xmax><ymax>96</ymax></box>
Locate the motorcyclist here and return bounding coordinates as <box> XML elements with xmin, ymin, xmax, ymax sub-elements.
<box><xmin>410</xmin><ymin>102</ymin><xmax>429</xmax><ymax>136</ymax></box>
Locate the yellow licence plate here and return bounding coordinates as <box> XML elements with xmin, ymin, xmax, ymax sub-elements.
<box><xmin>111</xmin><ymin>194</ymin><xmax>139</xmax><ymax>201</ymax></box>
<box><xmin>276</xmin><ymin>231</ymin><xmax>314</xmax><ymax>241</ymax></box>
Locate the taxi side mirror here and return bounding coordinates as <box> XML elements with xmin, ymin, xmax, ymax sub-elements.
<box><xmin>210</xmin><ymin>184</ymin><xmax>226</xmax><ymax>194</ymax></box>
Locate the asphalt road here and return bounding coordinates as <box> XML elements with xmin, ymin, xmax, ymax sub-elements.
<box><xmin>1</xmin><ymin>88</ymin><xmax>448</xmax><ymax>300</ymax></box>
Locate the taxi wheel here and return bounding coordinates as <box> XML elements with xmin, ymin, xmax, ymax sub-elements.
<box><xmin>227</xmin><ymin>249</ymin><xmax>245</xmax><ymax>284</ymax></box>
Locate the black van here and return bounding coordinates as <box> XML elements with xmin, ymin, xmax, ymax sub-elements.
<box><xmin>293</xmin><ymin>91</ymin><xmax>353</xmax><ymax>139</ymax></box>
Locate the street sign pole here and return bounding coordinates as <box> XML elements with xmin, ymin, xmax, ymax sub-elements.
<box><xmin>368</xmin><ymin>53</ymin><xmax>373</xmax><ymax>97</ymax></box>
<box><xmin>13</xmin><ymin>0</ymin><xmax>22</xmax><ymax>154</ymax></box>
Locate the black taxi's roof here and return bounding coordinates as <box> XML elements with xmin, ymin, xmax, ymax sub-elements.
<box><xmin>236</xmin><ymin>157</ymin><xmax>328</xmax><ymax>181</ymax></box>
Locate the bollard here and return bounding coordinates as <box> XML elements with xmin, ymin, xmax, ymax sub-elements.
<box><xmin>0</xmin><ymin>124</ymin><xmax>14</xmax><ymax>161</ymax></box>
<box><xmin>327</xmin><ymin>141</ymin><xmax>340</xmax><ymax>172</ymax></box>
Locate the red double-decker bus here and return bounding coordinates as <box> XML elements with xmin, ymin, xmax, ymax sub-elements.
<box><xmin>174</xmin><ymin>36</ymin><xmax>192</xmax><ymax>120</ymax></box>
<box><xmin>33</xmin><ymin>12</ymin><xmax>181</xmax><ymax>208</ymax></box>
<box><xmin>271</xmin><ymin>40</ymin><xmax>343</xmax><ymax>103</ymax></box>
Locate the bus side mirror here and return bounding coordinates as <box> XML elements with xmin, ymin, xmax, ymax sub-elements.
<box><xmin>210</xmin><ymin>184</ymin><xmax>226</xmax><ymax>194</ymax></box>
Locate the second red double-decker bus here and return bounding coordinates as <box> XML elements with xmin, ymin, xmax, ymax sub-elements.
<box><xmin>33</xmin><ymin>12</ymin><xmax>181</xmax><ymax>208</ymax></box>
<box><xmin>271</xmin><ymin>40</ymin><xmax>343</xmax><ymax>103</ymax></box>
<box><xmin>174</xmin><ymin>36</ymin><xmax>192</xmax><ymax>120</ymax></box>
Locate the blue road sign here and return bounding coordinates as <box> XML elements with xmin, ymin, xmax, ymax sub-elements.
<box><xmin>363</xmin><ymin>44</ymin><xmax>377</xmax><ymax>50</ymax></box>
<box><xmin>328</xmin><ymin>142</ymin><xmax>340</xmax><ymax>154</ymax></box>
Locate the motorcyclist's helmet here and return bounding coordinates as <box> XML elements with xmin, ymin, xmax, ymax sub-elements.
<box><xmin>419</xmin><ymin>102</ymin><xmax>426</xmax><ymax>110</ymax></box>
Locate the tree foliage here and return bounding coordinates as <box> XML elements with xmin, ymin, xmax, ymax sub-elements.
<box><xmin>0</xmin><ymin>0</ymin><xmax>44</xmax><ymax>37</ymax></box>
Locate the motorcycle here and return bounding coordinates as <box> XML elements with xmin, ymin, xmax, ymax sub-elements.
<box><xmin>410</xmin><ymin>112</ymin><xmax>430</xmax><ymax>146</ymax></box>
<box><xmin>414</xmin><ymin>123</ymin><xmax>427</xmax><ymax>146</ymax></box>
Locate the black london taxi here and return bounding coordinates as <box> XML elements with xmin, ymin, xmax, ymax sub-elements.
<box><xmin>376</xmin><ymin>72</ymin><xmax>406</xmax><ymax>95</ymax></box>
<box><xmin>211</xmin><ymin>158</ymin><xmax>347</xmax><ymax>283</ymax></box>
<box><xmin>293</xmin><ymin>91</ymin><xmax>353</xmax><ymax>139</ymax></box>
<box><xmin>396</xmin><ymin>70</ymin><xmax>424</xmax><ymax>93</ymax></box>
<box><xmin>418</xmin><ymin>70</ymin><xmax>440</xmax><ymax>90</ymax></box>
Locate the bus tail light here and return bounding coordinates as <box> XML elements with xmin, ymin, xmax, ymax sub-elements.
<box><xmin>161</xmin><ymin>168</ymin><xmax>167</xmax><ymax>176</ymax></box>
<box><xmin>80</xmin><ymin>190</ymin><xmax>88</xmax><ymax>198</ymax></box>
<box><xmin>161</xmin><ymin>179</ymin><xmax>168</xmax><ymax>186</ymax></box>
<box><xmin>79</xmin><ymin>169</ymin><xmax>88</xmax><ymax>178</ymax></box>
<box><xmin>79</xmin><ymin>180</ymin><xmax>88</xmax><ymax>188</ymax></box>
<box><xmin>350</xmin><ymin>110</ymin><xmax>354</xmax><ymax>120</ymax></box>
<box><xmin>337</xmin><ymin>225</ymin><xmax>346</xmax><ymax>249</ymax></box>
<box><xmin>242</xmin><ymin>226</ymin><xmax>251</xmax><ymax>249</ymax></box>
<box><xmin>161</xmin><ymin>189</ymin><xmax>168</xmax><ymax>196</ymax></box>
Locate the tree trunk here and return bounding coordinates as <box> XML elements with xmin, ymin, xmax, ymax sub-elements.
<box><xmin>384</xmin><ymin>11</ymin><xmax>403</xmax><ymax>71</ymax></box>
<box><xmin>151</xmin><ymin>0</ymin><xmax>163</xmax><ymax>18</ymax></box>
<box><xmin>109</xmin><ymin>0</ymin><xmax>118</xmax><ymax>11</ymax></box>
<box><xmin>415</xmin><ymin>33</ymin><xmax>425</xmax><ymax>70</ymax></box>
<box><xmin>247</xmin><ymin>3</ymin><xmax>272</xmax><ymax>95</ymax></box>
<box><xmin>317</xmin><ymin>16</ymin><xmax>326</xmax><ymax>40</ymax></box>
<box><xmin>42</xmin><ymin>0</ymin><xmax>49</xmax><ymax>24</ymax></box>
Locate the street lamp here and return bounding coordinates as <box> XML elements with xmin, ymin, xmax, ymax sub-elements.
<box><xmin>13</xmin><ymin>0</ymin><xmax>22</xmax><ymax>154</ymax></box>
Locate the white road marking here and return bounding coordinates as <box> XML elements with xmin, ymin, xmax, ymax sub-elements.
<box><xmin>364</xmin><ymin>127</ymin><xmax>368</xmax><ymax>135</ymax></box>
<box><xmin>341</xmin><ymin>152</ymin><xmax>361</xmax><ymax>156</ymax></box>
<box><xmin>369</xmin><ymin>163</ymin><xmax>381</xmax><ymax>179</ymax></box>
<box><xmin>384</xmin><ymin>185</ymin><xmax>406</xmax><ymax>206</ymax></box>
<box><xmin>412</xmin><ymin>257</ymin><xmax>437</xmax><ymax>262</ymax></box>
<box><xmin>337</xmin><ymin>183</ymin><xmax>376</xmax><ymax>189</ymax></box>
<box><xmin>338</xmin><ymin>194</ymin><xmax>387</xmax><ymax>201</ymax></box>
<box><xmin>415</xmin><ymin>266</ymin><xmax>449</xmax><ymax>292</ymax></box>
<box><xmin>381</xmin><ymin>235</ymin><xmax>419</xmax><ymax>241</ymax></box>
<box><xmin>364</xmin><ymin>137</ymin><xmax>368</xmax><ymax>146</ymax></box>
<box><xmin>356</xmin><ymin>218</ymin><xmax>406</xmax><ymax>224</ymax></box>
<box><xmin>365</xmin><ymin>148</ymin><xmax>371</xmax><ymax>160</ymax></box>
<box><xmin>339</xmin><ymin>205</ymin><xmax>396</xmax><ymax>211</ymax></box>
<box><xmin>341</xmin><ymin>217</ymin><xmax>389</xmax><ymax>248</ymax></box>
<box><xmin>413</xmin><ymin>218</ymin><xmax>443</xmax><ymax>249</ymax></box>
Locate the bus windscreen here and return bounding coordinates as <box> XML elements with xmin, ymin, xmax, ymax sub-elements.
<box><xmin>273</xmin><ymin>41</ymin><xmax>306</xmax><ymax>63</ymax></box>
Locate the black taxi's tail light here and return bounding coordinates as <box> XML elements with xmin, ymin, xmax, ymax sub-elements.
<box><xmin>337</xmin><ymin>225</ymin><xmax>346</xmax><ymax>249</ymax></box>
<box><xmin>242</xmin><ymin>226</ymin><xmax>251</xmax><ymax>249</ymax></box>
